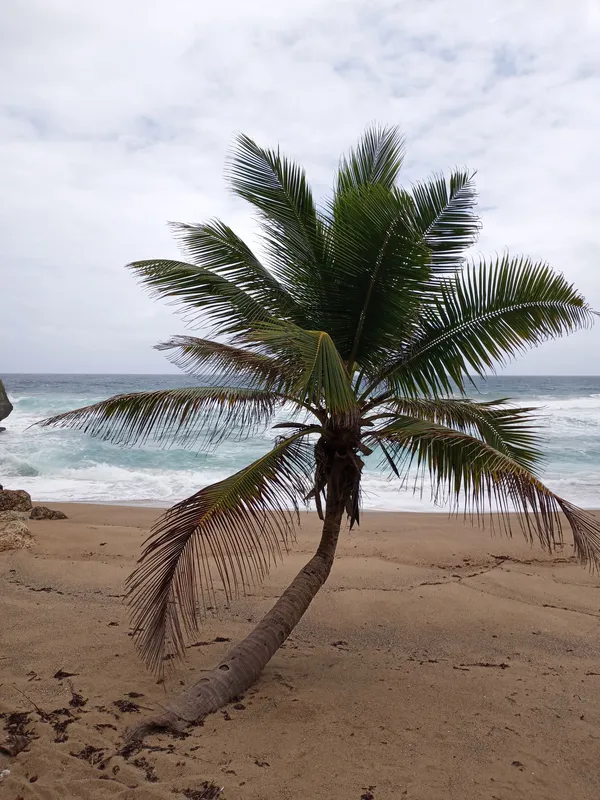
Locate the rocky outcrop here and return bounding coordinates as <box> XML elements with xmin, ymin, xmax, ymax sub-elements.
<box><xmin>0</xmin><ymin>379</ymin><xmax>13</xmax><ymax>422</ymax></box>
<box><xmin>0</xmin><ymin>518</ymin><xmax>34</xmax><ymax>552</ymax></box>
<box><xmin>30</xmin><ymin>506</ymin><xmax>68</xmax><ymax>520</ymax></box>
<box><xmin>0</xmin><ymin>489</ymin><xmax>33</xmax><ymax>513</ymax></box>
<box><xmin>0</xmin><ymin>510</ymin><xmax>29</xmax><ymax>522</ymax></box>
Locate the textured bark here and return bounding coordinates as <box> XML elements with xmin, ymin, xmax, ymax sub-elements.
<box><xmin>125</xmin><ymin>486</ymin><xmax>346</xmax><ymax>744</ymax></box>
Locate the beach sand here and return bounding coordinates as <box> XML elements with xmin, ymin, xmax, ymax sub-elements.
<box><xmin>1</xmin><ymin>504</ymin><xmax>600</xmax><ymax>799</ymax></box>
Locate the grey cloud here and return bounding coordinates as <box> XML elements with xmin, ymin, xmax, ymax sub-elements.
<box><xmin>1</xmin><ymin>0</ymin><xmax>599</xmax><ymax>373</ymax></box>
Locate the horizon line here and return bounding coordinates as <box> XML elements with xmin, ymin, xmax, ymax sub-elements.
<box><xmin>3</xmin><ymin>372</ymin><xmax>600</xmax><ymax>378</ymax></box>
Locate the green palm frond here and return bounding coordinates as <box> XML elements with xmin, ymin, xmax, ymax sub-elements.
<box><xmin>398</xmin><ymin>169</ymin><xmax>480</xmax><ymax>273</ymax></box>
<box><xmin>126</xmin><ymin>432</ymin><xmax>316</xmax><ymax>671</ymax></box>
<box><xmin>336</xmin><ymin>124</ymin><xmax>406</xmax><ymax>194</ymax></box>
<box><xmin>169</xmin><ymin>219</ymin><xmax>299</xmax><ymax>319</ymax></box>
<box><xmin>324</xmin><ymin>184</ymin><xmax>431</xmax><ymax>370</ymax></box>
<box><xmin>156</xmin><ymin>336</ymin><xmax>292</xmax><ymax>391</ymax></box>
<box><xmin>39</xmin><ymin>386</ymin><xmax>280</xmax><ymax>448</ymax></box>
<box><xmin>366</xmin><ymin>255</ymin><xmax>596</xmax><ymax>397</ymax></box>
<box><xmin>245</xmin><ymin>322</ymin><xmax>356</xmax><ymax>414</ymax></box>
<box><xmin>370</xmin><ymin>398</ymin><xmax>542</xmax><ymax>471</ymax></box>
<box><xmin>369</xmin><ymin>418</ymin><xmax>600</xmax><ymax>568</ymax></box>
<box><xmin>128</xmin><ymin>259</ymin><xmax>272</xmax><ymax>335</ymax></box>
<box><xmin>227</xmin><ymin>134</ymin><xmax>325</xmax><ymax>317</ymax></box>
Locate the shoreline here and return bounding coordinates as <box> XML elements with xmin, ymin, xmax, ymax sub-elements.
<box><xmin>36</xmin><ymin>499</ymin><xmax>600</xmax><ymax>515</ymax></box>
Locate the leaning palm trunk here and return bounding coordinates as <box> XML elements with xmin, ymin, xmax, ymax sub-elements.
<box><xmin>40</xmin><ymin>125</ymin><xmax>600</xmax><ymax>747</ymax></box>
<box><xmin>127</xmin><ymin>480</ymin><xmax>347</xmax><ymax>743</ymax></box>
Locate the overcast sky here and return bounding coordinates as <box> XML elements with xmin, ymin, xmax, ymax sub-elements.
<box><xmin>2</xmin><ymin>0</ymin><xmax>599</xmax><ymax>375</ymax></box>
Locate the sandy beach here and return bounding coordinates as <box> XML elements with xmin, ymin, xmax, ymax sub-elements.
<box><xmin>2</xmin><ymin>504</ymin><xmax>600</xmax><ymax>799</ymax></box>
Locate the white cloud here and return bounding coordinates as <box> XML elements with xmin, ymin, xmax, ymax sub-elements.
<box><xmin>1</xmin><ymin>0</ymin><xmax>599</xmax><ymax>373</ymax></box>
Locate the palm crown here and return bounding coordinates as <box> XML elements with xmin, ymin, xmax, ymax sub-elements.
<box><xmin>43</xmin><ymin>126</ymin><xmax>600</xmax><ymax>697</ymax></box>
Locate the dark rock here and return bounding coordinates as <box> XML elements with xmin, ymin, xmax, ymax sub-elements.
<box><xmin>0</xmin><ymin>489</ymin><xmax>33</xmax><ymax>513</ymax></box>
<box><xmin>30</xmin><ymin>506</ymin><xmax>68</xmax><ymax>520</ymax></box>
<box><xmin>0</xmin><ymin>379</ymin><xmax>12</xmax><ymax>423</ymax></box>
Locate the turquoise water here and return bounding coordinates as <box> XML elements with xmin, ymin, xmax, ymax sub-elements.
<box><xmin>1</xmin><ymin>374</ymin><xmax>600</xmax><ymax>509</ymax></box>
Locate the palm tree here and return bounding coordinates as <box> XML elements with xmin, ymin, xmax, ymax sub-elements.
<box><xmin>43</xmin><ymin>126</ymin><xmax>600</xmax><ymax>743</ymax></box>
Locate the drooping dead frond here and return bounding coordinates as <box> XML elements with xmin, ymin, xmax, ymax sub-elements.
<box><xmin>126</xmin><ymin>432</ymin><xmax>316</xmax><ymax>672</ymax></box>
<box><xmin>38</xmin><ymin>386</ymin><xmax>280</xmax><ymax>449</ymax></box>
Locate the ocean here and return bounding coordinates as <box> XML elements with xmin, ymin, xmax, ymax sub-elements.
<box><xmin>1</xmin><ymin>374</ymin><xmax>600</xmax><ymax>510</ymax></box>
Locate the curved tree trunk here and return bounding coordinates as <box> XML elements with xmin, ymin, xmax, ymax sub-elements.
<box><xmin>125</xmin><ymin>488</ymin><xmax>346</xmax><ymax>744</ymax></box>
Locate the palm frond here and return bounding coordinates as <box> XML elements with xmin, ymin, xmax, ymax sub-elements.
<box><xmin>398</xmin><ymin>170</ymin><xmax>480</xmax><ymax>273</ymax></box>
<box><xmin>227</xmin><ymin>134</ymin><xmax>325</xmax><ymax>317</ymax></box>
<box><xmin>371</xmin><ymin>398</ymin><xmax>542</xmax><ymax>471</ymax></box>
<box><xmin>366</xmin><ymin>255</ymin><xmax>596</xmax><ymax>397</ymax></box>
<box><xmin>245</xmin><ymin>322</ymin><xmax>356</xmax><ymax>414</ymax></box>
<box><xmin>126</xmin><ymin>432</ymin><xmax>315</xmax><ymax>671</ymax></box>
<box><xmin>127</xmin><ymin>259</ymin><xmax>272</xmax><ymax>335</ymax></box>
<box><xmin>337</xmin><ymin>124</ymin><xmax>405</xmax><ymax>194</ymax></box>
<box><xmin>38</xmin><ymin>386</ymin><xmax>280</xmax><ymax>449</ymax></box>
<box><xmin>169</xmin><ymin>219</ymin><xmax>299</xmax><ymax>318</ymax></box>
<box><xmin>324</xmin><ymin>184</ymin><xmax>432</xmax><ymax>370</ymax></box>
<box><xmin>156</xmin><ymin>336</ymin><xmax>292</xmax><ymax>391</ymax></box>
<box><xmin>369</xmin><ymin>418</ymin><xmax>600</xmax><ymax>570</ymax></box>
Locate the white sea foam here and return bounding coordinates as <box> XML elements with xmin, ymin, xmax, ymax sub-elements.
<box><xmin>2</xmin><ymin>375</ymin><xmax>600</xmax><ymax>510</ymax></box>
